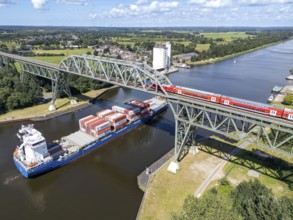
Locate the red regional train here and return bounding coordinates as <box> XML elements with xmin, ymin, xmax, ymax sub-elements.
<box><xmin>152</xmin><ymin>84</ymin><xmax>293</xmax><ymax>121</ymax></box>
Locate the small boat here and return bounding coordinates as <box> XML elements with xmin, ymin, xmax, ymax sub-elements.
<box><xmin>267</xmin><ymin>94</ymin><xmax>274</xmax><ymax>103</ymax></box>
<box><xmin>286</xmin><ymin>75</ymin><xmax>293</xmax><ymax>80</ymax></box>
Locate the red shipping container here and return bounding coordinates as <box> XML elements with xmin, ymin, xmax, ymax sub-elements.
<box><xmin>112</xmin><ymin>122</ymin><xmax>127</xmax><ymax>131</ymax></box>
<box><xmin>79</xmin><ymin>115</ymin><xmax>96</xmax><ymax>131</ymax></box>
<box><xmin>88</xmin><ymin>118</ymin><xmax>110</xmax><ymax>130</ymax></box>
<box><xmin>106</xmin><ymin>113</ymin><xmax>127</xmax><ymax>123</ymax></box>
<box><xmin>96</xmin><ymin>109</ymin><xmax>115</xmax><ymax>118</ymax></box>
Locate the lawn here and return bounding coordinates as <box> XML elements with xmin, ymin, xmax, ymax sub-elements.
<box><xmin>201</xmin><ymin>32</ymin><xmax>250</xmax><ymax>42</ymax></box>
<box><xmin>195</xmin><ymin>43</ymin><xmax>210</xmax><ymax>52</ymax></box>
<box><xmin>33</xmin><ymin>48</ymin><xmax>94</xmax><ymax>56</ymax></box>
<box><xmin>30</xmin><ymin>48</ymin><xmax>95</xmax><ymax>64</ymax></box>
<box><xmin>222</xmin><ymin>144</ymin><xmax>293</xmax><ymax>198</ymax></box>
<box><xmin>0</xmin><ymin>41</ymin><xmax>20</xmax><ymax>49</ymax></box>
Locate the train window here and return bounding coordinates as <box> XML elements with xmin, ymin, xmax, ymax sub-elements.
<box><xmin>178</xmin><ymin>90</ymin><xmax>182</xmax><ymax>94</ymax></box>
<box><xmin>270</xmin><ymin>110</ymin><xmax>277</xmax><ymax>116</ymax></box>
<box><xmin>288</xmin><ymin>114</ymin><xmax>293</xmax><ymax>120</ymax></box>
<box><xmin>224</xmin><ymin>100</ymin><xmax>230</xmax><ymax>105</ymax></box>
<box><xmin>211</xmin><ymin>97</ymin><xmax>216</xmax><ymax>102</ymax></box>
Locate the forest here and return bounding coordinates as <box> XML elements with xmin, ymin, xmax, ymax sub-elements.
<box><xmin>0</xmin><ymin>66</ymin><xmax>110</xmax><ymax>114</ymax></box>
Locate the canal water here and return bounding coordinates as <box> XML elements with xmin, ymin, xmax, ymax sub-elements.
<box><xmin>0</xmin><ymin>40</ymin><xmax>293</xmax><ymax>220</ymax></box>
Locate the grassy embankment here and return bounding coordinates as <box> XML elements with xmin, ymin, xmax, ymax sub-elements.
<box><xmin>0</xmin><ymin>87</ymin><xmax>113</xmax><ymax>122</ymax></box>
<box><xmin>138</xmin><ymin>138</ymin><xmax>293</xmax><ymax>220</ymax></box>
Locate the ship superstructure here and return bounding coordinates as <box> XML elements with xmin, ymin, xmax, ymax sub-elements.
<box><xmin>15</xmin><ymin>125</ymin><xmax>52</xmax><ymax>168</ymax></box>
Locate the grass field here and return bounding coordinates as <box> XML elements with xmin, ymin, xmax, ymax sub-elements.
<box><xmin>195</xmin><ymin>43</ymin><xmax>210</xmax><ymax>52</ymax></box>
<box><xmin>33</xmin><ymin>48</ymin><xmax>94</xmax><ymax>56</ymax></box>
<box><xmin>201</xmin><ymin>32</ymin><xmax>249</xmax><ymax>41</ymax></box>
<box><xmin>30</xmin><ymin>48</ymin><xmax>95</xmax><ymax>64</ymax></box>
<box><xmin>222</xmin><ymin>144</ymin><xmax>293</xmax><ymax>198</ymax></box>
<box><xmin>0</xmin><ymin>41</ymin><xmax>19</xmax><ymax>49</ymax></box>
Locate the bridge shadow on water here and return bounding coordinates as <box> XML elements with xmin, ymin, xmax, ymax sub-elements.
<box><xmin>188</xmin><ymin>137</ymin><xmax>293</xmax><ymax>187</ymax></box>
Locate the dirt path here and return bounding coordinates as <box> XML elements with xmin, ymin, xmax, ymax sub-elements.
<box><xmin>194</xmin><ymin>141</ymin><xmax>250</xmax><ymax>197</ymax></box>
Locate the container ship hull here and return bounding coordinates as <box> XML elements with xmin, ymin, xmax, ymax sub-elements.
<box><xmin>13</xmin><ymin>99</ymin><xmax>168</xmax><ymax>178</ymax></box>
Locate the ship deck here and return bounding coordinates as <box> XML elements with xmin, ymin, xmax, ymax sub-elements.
<box><xmin>62</xmin><ymin>131</ymin><xmax>97</xmax><ymax>149</ymax></box>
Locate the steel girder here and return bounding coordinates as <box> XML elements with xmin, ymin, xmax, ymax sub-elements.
<box><xmin>0</xmin><ymin>53</ymin><xmax>72</xmax><ymax>104</ymax></box>
<box><xmin>59</xmin><ymin>55</ymin><xmax>173</xmax><ymax>96</ymax></box>
<box><xmin>168</xmin><ymin>99</ymin><xmax>293</xmax><ymax>158</ymax></box>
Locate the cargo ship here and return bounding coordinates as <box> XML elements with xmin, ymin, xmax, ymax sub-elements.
<box><xmin>13</xmin><ymin>97</ymin><xmax>168</xmax><ymax>178</ymax></box>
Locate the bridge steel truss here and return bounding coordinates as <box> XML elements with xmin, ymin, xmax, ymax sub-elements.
<box><xmin>1</xmin><ymin>52</ymin><xmax>293</xmax><ymax>158</ymax></box>
<box><xmin>59</xmin><ymin>55</ymin><xmax>173</xmax><ymax>96</ymax></box>
<box><xmin>0</xmin><ymin>52</ymin><xmax>72</xmax><ymax>103</ymax></box>
<box><xmin>168</xmin><ymin>98</ymin><xmax>293</xmax><ymax>159</ymax></box>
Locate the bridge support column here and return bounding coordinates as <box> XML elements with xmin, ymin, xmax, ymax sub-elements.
<box><xmin>49</xmin><ymin>73</ymin><xmax>74</xmax><ymax>111</ymax></box>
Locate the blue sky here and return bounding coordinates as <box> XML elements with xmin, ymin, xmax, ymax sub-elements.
<box><xmin>0</xmin><ymin>0</ymin><xmax>292</xmax><ymax>26</ymax></box>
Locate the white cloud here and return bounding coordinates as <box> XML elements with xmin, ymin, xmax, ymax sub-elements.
<box><xmin>108</xmin><ymin>1</ymin><xmax>179</xmax><ymax>17</ymax></box>
<box><xmin>136</xmin><ymin>0</ymin><xmax>149</xmax><ymax>4</ymax></box>
<box><xmin>57</xmin><ymin>0</ymin><xmax>88</xmax><ymax>5</ymax></box>
<box><xmin>239</xmin><ymin>0</ymin><xmax>293</xmax><ymax>5</ymax></box>
<box><xmin>88</xmin><ymin>13</ymin><xmax>97</xmax><ymax>19</ymax></box>
<box><xmin>0</xmin><ymin>0</ymin><xmax>13</xmax><ymax>8</ymax></box>
<box><xmin>279</xmin><ymin>6</ymin><xmax>290</xmax><ymax>13</ymax></box>
<box><xmin>31</xmin><ymin>0</ymin><xmax>48</xmax><ymax>9</ymax></box>
<box><xmin>188</xmin><ymin>0</ymin><xmax>231</xmax><ymax>8</ymax></box>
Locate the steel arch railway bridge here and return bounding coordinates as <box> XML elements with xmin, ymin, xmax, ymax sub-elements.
<box><xmin>0</xmin><ymin>51</ymin><xmax>292</xmax><ymax>161</ymax></box>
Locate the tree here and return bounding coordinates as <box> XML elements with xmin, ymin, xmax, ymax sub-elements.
<box><xmin>290</xmin><ymin>69</ymin><xmax>293</xmax><ymax>75</ymax></box>
<box><xmin>283</xmin><ymin>95</ymin><xmax>293</xmax><ymax>105</ymax></box>
<box><xmin>172</xmin><ymin>191</ymin><xmax>241</xmax><ymax>220</ymax></box>
<box><xmin>232</xmin><ymin>179</ymin><xmax>292</xmax><ymax>220</ymax></box>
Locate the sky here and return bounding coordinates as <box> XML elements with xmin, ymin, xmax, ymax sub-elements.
<box><xmin>0</xmin><ymin>0</ymin><xmax>292</xmax><ymax>27</ymax></box>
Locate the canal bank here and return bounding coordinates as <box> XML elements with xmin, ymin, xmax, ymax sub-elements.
<box><xmin>0</xmin><ymin>85</ymin><xmax>119</xmax><ymax>125</ymax></box>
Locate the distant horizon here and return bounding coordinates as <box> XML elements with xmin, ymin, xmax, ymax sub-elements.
<box><xmin>0</xmin><ymin>0</ymin><xmax>292</xmax><ymax>27</ymax></box>
<box><xmin>0</xmin><ymin>25</ymin><xmax>293</xmax><ymax>29</ymax></box>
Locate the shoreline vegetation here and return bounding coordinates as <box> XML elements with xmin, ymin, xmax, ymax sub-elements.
<box><xmin>0</xmin><ymin>85</ymin><xmax>119</xmax><ymax>125</ymax></box>
<box><xmin>187</xmin><ymin>41</ymin><xmax>282</xmax><ymax>66</ymax></box>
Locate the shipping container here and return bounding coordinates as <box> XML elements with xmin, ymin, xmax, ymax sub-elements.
<box><xmin>84</xmin><ymin>117</ymin><xmax>103</xmax><ymax>134</ymax></box>
<box><xmin>112</xmin><ymin>121</ymin><xmax>127</xmax><ymax>131</ymax></box>
<box><xmin>96</xmin><ymin>109</ymin><xmax>115</xmax><ymax>118</ymax></box>
<box><xmin>92</xmin><ymin>126</ymin><xmax>111</xmax><ymax>137</ymax></box>
<box><xmin>127</xmin><ymin>100</ymin><xmax>150</xmax><ymax>109</ymax></box>
<box><xmin>105</xmin><ymin>113</ymin><xmax>127</xmax><ymax>123</ymax></box>
<box><xmin>141</xmin><ymin>109</ymin><xmax>151</xmax><ymax>117</ymax></box>
<box><xmin>126</xmin><ymin>113</ymin><xmax>140</xmax><ymax>122</ymax></box>
<box><xmin>79</xmin><ymin>115</ymin><xmax>96</xmax><ymax>131</ymax></box>
<box><xmin>112</xmin><ymin>104</ymin><xmax>140</xmax><ymax>115</ymax></box>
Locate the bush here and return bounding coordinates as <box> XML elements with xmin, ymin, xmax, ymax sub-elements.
<box><xmin>283</xmin><ymin>95</ymin><xmax>293</xmax><ymax>105</ymax></box>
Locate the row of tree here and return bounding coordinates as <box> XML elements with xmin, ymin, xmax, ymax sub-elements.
<box><xmin>191</xmin><ymin>32</ymin><xmax>293</xmax><ymax>62</ymax></box>
<box><xmin>172</xmin><ymin>179</ymin><xmax>293</xmax><ymax>220</ymax></box>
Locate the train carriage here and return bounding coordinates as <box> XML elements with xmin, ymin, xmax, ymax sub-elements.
<box><xmin>282</xmin><ymin>108</ymin><xmax>293</xmax><ymax>121</ymax></box>
<box><xmin>220</xmin><ymin>96</ymin><xmax>284</xmax><ymax>117</ymax></box>
<box><xmin>175</xmin><ymin>86</ymin><xmax>221</xmax><ymax>102</ymax></box>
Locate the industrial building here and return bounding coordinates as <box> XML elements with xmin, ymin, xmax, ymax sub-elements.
<box><xmin>153</xmin><ymin>42</ymin><xmax>171</xmax><ymax>70</ymax></box>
